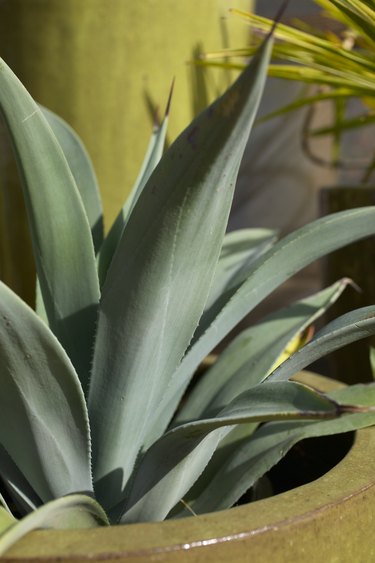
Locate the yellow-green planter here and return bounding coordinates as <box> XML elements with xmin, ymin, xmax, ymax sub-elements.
<box><xmin>0</xmin><ymin>0</ymin><xmax>250</xmax><ymax>304</ymax></box>
<box><xmin>3</xmin><ymin>372</ymin><xmax>375</xmax><ymax>563</ymax></box>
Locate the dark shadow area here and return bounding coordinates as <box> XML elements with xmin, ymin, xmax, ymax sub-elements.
<box><xmin>266</xmin><ymin>431</ymin><xmax>354</xmax><ymax>495</ymax></box>
<box><xmin>94</xmin><ymin>467</ymin><xmax>124</xmax><ymax>504</ymax></box>
<box><xmin>236</xmin><ymin>431</ymin><xmax>355</xmax><ymax>507</ymax></box>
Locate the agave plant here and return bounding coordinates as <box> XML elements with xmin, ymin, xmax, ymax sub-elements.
<box><xmin>0</xmin><ymin>33</ymin><xmax>375</xmax><ymax>555</ymax></box>
<box><xmin>202</xmin><ymin>0</ymin><xmax>375</xmax><ymax>181</ymax></box>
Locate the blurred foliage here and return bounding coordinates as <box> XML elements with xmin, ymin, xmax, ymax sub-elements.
<box><xmin>201</xmin><ymin>0</ymin><xmax>375</xmax><ymax>182</ymax></box>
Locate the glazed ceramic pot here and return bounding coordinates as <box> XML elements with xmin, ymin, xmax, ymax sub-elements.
<box><xmin>3</xmin><ymin>372</ymin><xmax>375</xmax><ymax>562</ymax></box>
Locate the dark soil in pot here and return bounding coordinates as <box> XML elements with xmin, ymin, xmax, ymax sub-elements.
<box><xmin>239</xmin><ymin>430</ymin><xmax>354</xmax><ymax>504</ymax></box>
<box><xmin>320</xmin><ymin>186</ymin><xmax>375</xmax><ymax>384</ymax></box>
<box><xmin>268</xmin><ymin>431</ymin><xmax>354</xmax><ymax>493</ymax></box>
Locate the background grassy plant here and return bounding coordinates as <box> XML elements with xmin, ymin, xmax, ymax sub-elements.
<box><xmin>202</xmin><ymin>0</ymin><xmax>375</xmax><ymax>181</ymax></box>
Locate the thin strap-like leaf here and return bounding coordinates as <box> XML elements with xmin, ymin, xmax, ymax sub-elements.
<box><xmin>98</xmin><ymin>88</ymin><xmax>172</xmax><ymax>286</ymax></box>
<box><xmin>89</xmin><ymin>36</ymin><xmax>273</xmax><ymax>512</ymax></box>
<box><xmin>0</xmin><ymin>58</ymin><xmax>100</xmax><ymax>394</ymax></box>
<box><xmin>121</xmin><ymin>381</ymin><xmax>340</xmax><ymax>523</ymax></box>
<box><xmin>175</xmin><ymin>382</ymin><xmax>375</xmax><ymax>517</ymax></box>
<box><xmin>317</xmin><ymin>0</ymin><xmax>375</xmax><ymax>48</ymax></box>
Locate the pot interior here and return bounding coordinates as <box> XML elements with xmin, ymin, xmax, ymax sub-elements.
<box><xmin>239</xmin><ymin>430</ymin><xmax>354</xmax><ymax>504</ymax></box>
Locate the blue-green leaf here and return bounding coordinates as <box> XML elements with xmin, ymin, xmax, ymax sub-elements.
<box><xmin>121</xmin><ymin>381</ymin><xmax>340</xmax><ymax>523</ymax></box>
<box><xmin>204</xmin><ymin>228</ymin><xmax>276</xmax><ymax>312</ymax></box>
<box><xmin>177</xmin><ymin>280</ymin><xmax>349</xmax><ymax>423</ymax></box>
<box><xmin>98</xmin><ymin>93</ymin><xmax>171</xmax><ymax>286</ymax></box>
<box><xmin>0</xmin><ymin>282</ymin><xmax>92</xmax><ymax>503</ymax></box>
<box><xmin>88</xmin><ymin>37</ymin><xmax>273</xmax><ymax>511</ymax></box>
<box><xmin>267</xmin><ymin>306</ymin><xmax>375</xmax><ymax>383</ymax></box>
<box><xmin>179</xmin><ymin>381</ymin><xmax>375</xmax><ymax>515</ymax></box>
<box><xmin>156</xmin><ymin>207</ymin><xmax>375</xmax><ymax>435</ymax></box>
<box><xmin>0</xmin><ymin>495</ymin><xmax>109</xmax><ymax>557</ymax></box>
<box><xmin>0</xmin><ymin>445</ymin><xmax>41</xmax><ymax>515</ymax></box>
<box><xmin>0</xmin><ymin>58</ymin><xmax>100</xmax><ymax>395</ymax></box>
<box><xmin>41</xmin><ymin>106</ymin><xmax>104</xmax><ymax>253</ymax></box>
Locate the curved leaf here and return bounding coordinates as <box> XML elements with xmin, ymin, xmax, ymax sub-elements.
<box><xmin>41</xmin><ymin>106</ymin><xmax>104</xmax><ymax>253</ymax></box>
<box><xmin>121</xmin><ymin>381</ymin><xmax>339</xmax><ymax>523</ymax></box>
<box><xmin>0</xmin><ymin>282</ymin><xmax>92</xmax><ymax>503</ymax></box>
<box><xmin>0</xmin><ymin>445</ymin><xmax>42</xmax><ymax>515</ymax></box>
<box><xmin>179</xmin><ymin>382</ymin><xmax>375</xmax><ymax>516</ymax></box>
<box><xmin>0</xmin><ymin>509</ymin><xmax>15</xmax><ymax>539</ymax></box>
<box><xmin>0</xmin><ymin>495</ymin><xmax>109</xmax><ymax>557</ymax></box>
<box><xmin>204</xmin><ymin>228</ymin><xmax>276</xmax><ymax>312</ymax></box>
<box><xmin>267</xmin><ymin>306</ymin><xmax>375</xmax><ymax>383</ymax></box>
<box><xmin>88</xmin><ymin>36</ymin><xmax>273</xmax><ymax>510</ymax></box>
<box><xmin>177</xmin><ymin>280</ymin><xmax>349</xmax><ymax>423</ymax></box>
<box><xmin>317</xmin><ymin>0</ymin><xmax>375</xmax><ymax>47</ymax></box>
<box><xmin>98</xmin><ymin>102</ymin><xmax>170</xmax><ymax>285</ymax></box>
<box><xmin>151</xmin><ymin>207</ymin><xmax>375</xmax><ymax>438</ymax></box>
<box><xmin>190</xmin><ymin>229</ymin><xmax>277</xmax><ymax>345</ymax></box>
<box><xmin>171</xmin><ymin>422</ymin><xmax>258</xmax><ymax>518</ymax></box>
<box><xmin>0</xmin><ymin>58</ymin><xmax>100</xmax><ymax>394</ymax></box>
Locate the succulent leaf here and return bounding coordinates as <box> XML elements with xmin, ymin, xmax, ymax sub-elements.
<box><xmin>0</xmin><ymin>282</ymin><xmax>92</xmax><ymax>503</ymax></box>
<box><xmin>151</xmin><ymin>207</ymin><xmax>375</xmax><ymax>440</ymax></box>
<box><xmin>177</xmin><ymin>280</ymin><xmax>350</xmax><ymax>423</ymax></box>
<box><xmin>1</xmin><ymin>11</ymin><xmax>375</xmax><ymax>540</ymax></box>
<box><xmin>0</xmin><ymin>495</ymin><xmax>109</xmax><ymax>557</ymax></box>
<box><xmin>203</xmin><ymin>228</ymin><xmax>277</xmax><ymax>313</ymax></box>
<box><xmin>0</xmin><ymin>58</ymin><xmax>100</xmax><ymax>394</ymax></box>
<box><xmin>88</xmin><ymin>34</ymin><xmax>273</xmax><ymax>511</ymax></box>
<box><xmin>267</xmin><ymin>305</ymin><xmax>375</xmax><ymax>382</ymax></box>
<box><xmin>121</xmin><ymin>381</ymin><xmax>339</xmax><ymax>523</ymax></box>
<box><xmin>177</xmin><ymin>382</ymin><xmax>375</xmax><ymax>516</ymax></box>
<box><xmin>41</xmin><ymin>106</ymin><xmax>104</xmax><ymax>253</ymax></box>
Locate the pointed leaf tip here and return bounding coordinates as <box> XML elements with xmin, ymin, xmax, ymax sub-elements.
<box><xmin>272</xmin><ymin>0</ymin><xmax>291</xmax><ymax>31</ymax></box>
<box><xmin>165</xmin><ymin>77</ymin><xmax>175</xmax><ymax>118</ymax></box>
